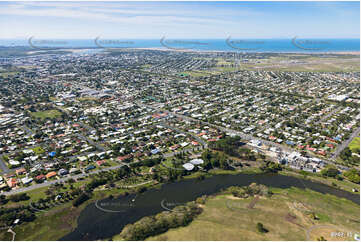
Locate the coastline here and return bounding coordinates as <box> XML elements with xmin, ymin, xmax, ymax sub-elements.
<box><xmin>0</xmin><ymin>45</ymin><xmax>359</xmax><ymax>56</ymax></box>
<box><xmin>123</xmin><ymin>47</ymin><xmax>361</xmax><ymax>55</ymax></box>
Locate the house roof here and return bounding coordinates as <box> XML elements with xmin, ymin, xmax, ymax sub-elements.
<box><xmin>46</xmin><ymin>171</ymin><xmax>57</xmax><ymax>178</ymax></box>
<box><xmin>96</xmin><ymin>160</ymin><xmax>106</xmax><ymax>166</ymax></box>
<box><xmin>36</xmin><ymin>174</ymin><xmax>45</xmax><ymax>180</ymax></box>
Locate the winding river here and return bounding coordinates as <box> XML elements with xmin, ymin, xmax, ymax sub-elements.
<box><xmin>61</xmin><ymin>173</ymin><xmax>359</xmax><ymax>241</ymax></box>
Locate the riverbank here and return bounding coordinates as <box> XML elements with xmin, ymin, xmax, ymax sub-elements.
<box><xmin>62</xmin><ymin>171</ymin><xmax>359</xmax><ymax>240</ymax></box>
<box><xmin>1</xmin><ymin>167</ymin><xmax>358</xmax><ymax>241</ymax></box>
<box><xmin>279</xmin><ymin>169</ymin><xmax>360</xmax><ymax>194</ymax></box>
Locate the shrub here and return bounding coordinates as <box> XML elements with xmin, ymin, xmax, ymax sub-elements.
<box><xmin>260</xmin><ymin>161</ymin><xmax>282</xmax><ymax>173</ymax></box>
<box><xmin>72</xmin><ymin>193</ymin><xmax>90</xmax><ymax>207</ymax></box>
<box><xmin>136</xmin><ymin>186</ymin><xmax>147</xmax><ymax>193</ymax></box>
<box><xmin>195</xmin><ymin>196</ymin><xmax>207</xmax><ymax>205</ymax></box>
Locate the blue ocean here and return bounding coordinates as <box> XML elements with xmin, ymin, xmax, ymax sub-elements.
<box><xmin>0</xmin><ymin>38</ymin><xmax>359</xmax><ymax>53</ymax></box>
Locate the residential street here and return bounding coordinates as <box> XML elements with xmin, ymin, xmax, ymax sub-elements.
<box><xmin>0</xmin><ymin>147</ymin><xmax>199</xmax><ymax>195</ymax></box>
<box><xmin>1</xmin><ymin>163</ymin><xmax>127</xmax><ymax>196</ymax></box>
<box><xmin>0</xmin><ymin>155</ymin><xmax>10</xmax><ymax>174</ymax></box>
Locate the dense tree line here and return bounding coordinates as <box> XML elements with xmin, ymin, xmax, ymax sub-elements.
<box><xmin>0</xmin><ymin>206</ymin><xmax>35</xmax><ymax>226</ymax></box>
<box><xmin>227</xmin><ymin>183</ymin><xmax>272</xmax><ymax>198</ymax></box>
<box><xmin>340</xmin><ymin>147</ymin><xmax>360</xmax><ymax>166</ymax></box>
<box><xmin>119</xmin><ymin>203</ymin><xmax>202</xmax><ymax>240</ymax></box>
<box><xmin>8</xmin><ymin>193</ymin><xmax>30</xmax><ymax>202</ymax></box>
<box><xmin>201</xmin><ymin>149</ymin><xmax>231</xmax><ymax>170</ymax></box>
<box><xmin>209</xmin><ymin>136</ymin><xmax>242</xmax><ymax>157</ymax></box>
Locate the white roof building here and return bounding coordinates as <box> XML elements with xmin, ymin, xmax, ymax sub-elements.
<box><xmin>182</xmin><ymin>163</ymin><xmax>195</xmax><ymax>171</ymax></box>
<box><xmin>190</xmin><ymin>159</ymin><xmax>204</xmax><ymax>165</ymax></box>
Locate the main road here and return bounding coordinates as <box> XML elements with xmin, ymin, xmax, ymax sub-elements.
<box><xmin>331</xmin><ymin>126</ymin><xmax>360</xmax><ymax>159</ymax></box>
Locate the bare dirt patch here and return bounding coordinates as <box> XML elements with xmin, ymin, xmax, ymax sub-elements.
<box><xmin>247</xmin><ymin>196</ymin><xmax>259</xmax><ymax>209</ymax></box>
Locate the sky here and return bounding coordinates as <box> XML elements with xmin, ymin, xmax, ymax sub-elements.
<box><xmin>0</xmin><ymin>1</ymin><xmax>359</xmax><ymax>39</ymax></box>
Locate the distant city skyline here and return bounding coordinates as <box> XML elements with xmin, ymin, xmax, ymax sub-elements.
<box><xmin>0</xmin><ymin>1</ymin><xmax>360</xmax><ymax>39</ymax></box>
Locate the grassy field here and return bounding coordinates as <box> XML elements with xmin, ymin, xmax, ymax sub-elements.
<box><xmin>0</xmin><ymin>71</ymin><xmax>19</xmax><ymax>77</ymax></box>
<box><xmin>223</xmin><ymin>55</ymin><xmax>360</xmax><ymax>72</ymax></box>
<box><xmin>179</xmin><ymin>71</ymin><xmax>214</xmax><ymax>77</ymax></box>
<box><xmin>177</xmin><ymin>54</ymin><xmax>360</xmax><ymax>75</ymax></box>
<box><xmin>32</xmin><ymin>146</ymin><xmax>46</xmax><ymax>155</ymax></box>
<box><xmin>30</xmin><ymin>109</ymin><xmax>62</xmax><ymax>120</ymax></box>
<box><xmin>349</xmin><ymin>137</ymin><xmax>360</xmax><ymax>153</ymax></box>
<box><xmin>239</xmin><ymin>63</ymin><xmax>360</xmax><ymax>72</ymax></box>
<box><xmin>147</xmin><ymin>187</ymin><xmax>360</xmax><ymax>241</ymax></box>
<box><xmin>183</xmin><ymin>55</ymin><xmax>360</xmax><ymax>75</ymax></box>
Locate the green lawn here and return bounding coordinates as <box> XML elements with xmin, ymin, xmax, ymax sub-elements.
<box><xmin>348</xmin><ymin>137</ymin><xmax>360</xmax><ymax>153</ymax></box>
<box><xmin>30</xmin><ymin>110</ymin><xmax>62</xmax><ymax>120</ymax></box>
<box><xmin>32</xmin><ymin>146</ymin><xmax>46</xmax><ymax>155</ymax></box>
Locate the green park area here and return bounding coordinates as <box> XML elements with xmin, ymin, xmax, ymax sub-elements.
<box><xmin>30</xmin><ymin>109</ymin><xmax>62</xmax><ymax>120</ymax></box>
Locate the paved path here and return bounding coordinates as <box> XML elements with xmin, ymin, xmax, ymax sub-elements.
<box><xmin>305</xmin><ymin>224</ymin><xmax>338</xmax><ymax>241</ymax></box>
<box><xmin>7</xmin><ymin>227</ymin><xmax>15</xmax><ymax>241</ymax></box>
<box><xmin>120</xmin><ymin>180</ymin><xmax>154</xmax><ymax>188</ymax></box>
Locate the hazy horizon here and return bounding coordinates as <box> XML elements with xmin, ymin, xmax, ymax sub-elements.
<box><xmin>0</xmin><ymin>1</ymin><xmax>359</xmax><ymax>39</ymax></box>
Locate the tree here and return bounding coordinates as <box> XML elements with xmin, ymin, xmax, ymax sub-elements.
<box><xmin>321</xmin><ymin>166</ymin><xmax>339</xmax><ymax>178</ymax></box>
<box><xmin>256</xmin><ymin>222</ymin><xmax>268</xmax><ymax>233</ymax></box>
<box><xmin>0</xmin><ymin>195</ymin><xmax>8</xmax><ymax>205</ymax></box>
<box><xmin>260</xmin><ymin>161</ymin><xmax>282</xmax><ymax>173</ymax></box>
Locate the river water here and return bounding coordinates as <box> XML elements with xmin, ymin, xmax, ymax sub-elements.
<box><xmin>61</xmin><ymin>173</ymin><xmax>359</xmax><ymax>241</ymax></box>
